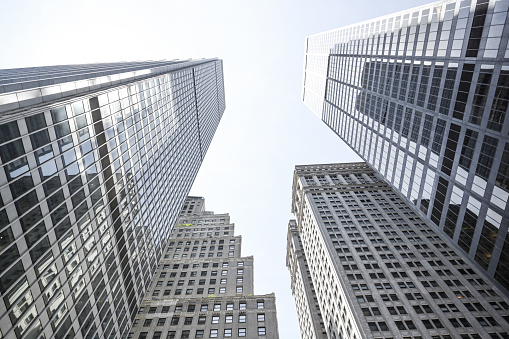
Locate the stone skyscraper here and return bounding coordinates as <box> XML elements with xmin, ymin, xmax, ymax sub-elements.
<box><xmin>129</xmin><ymin>196</ymin><xmax>279</xmax><ymax>339</ymax></box>
<box><xmin>0</xmin><ymin>60</ymin><xmax>225</xmax><ymax>338</ymax></box>
<box><xmin>302</xmin><ymin>0</ymin><xmax>509</xmax><ymax>291</ymax></box>
<box><xmin>288</xmin><ymin>162</ymin><xmax>509</xmax><ymax>339</ymax></box>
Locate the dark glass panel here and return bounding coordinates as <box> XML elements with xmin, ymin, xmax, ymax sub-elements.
<box><xmin>0</xmin><ymin>209</ymin><xmax>9</xmax><ymax>229</ymax></box>
<box><xmin>0</xmin><ymin>121</ymin><xmax>20</xmax><ymax>144</ymax></box>
<box><xmin>25</xmin><ymin>222</ymin><xmax>47</xmax><ymax>248</ymax></box>
<box><xmin>47</xmin><ymin>190</ymin><xmax>65</xmax><ymax>211</ymax></box>
<box><xmin>0</xmin><ymin>244</ymin><xmax>20</xmax><ymax>274</ymax></box>
<box><xmin>29</xmin><ymin>129</ymin><xmax>51</xmax><ymax>150</ymax></box>
<box><xmin>29</xmin><ymin>236</ymin><xmax>50</xmax><ymax>262</ymax></box>
<box><xmin>0</xmin><ymin>227</ymin><xmax>15</xmax><ymax>252</ymax></box>
<box><xmin>54</xmin><ymin>217</ymin><xmax>72</xmax><ymax>240</ymax></box>
<box><xmin>25</xmin><ymin>113</ymin><xmax>47</xmax><ymax>133</ymax></box>
<box><xmin>0</xmin><ymin>139</ymin><xmax>25</xmax><ymax>163</ymax></box>
<box><xmin>51</xmin><ymin>204</ymin><xmax>68</xmax><ymax>225</ymax></box>
<box><xmin>0</xmin><ymin>261</ymin><xmax>25</xmax><ymax>293</ymax></box>
<box><xmin>15</xmin><ymin>191</ymin><xmax>39</xmax><ymax>215</ymax></box>
<box><xmin>43</xmin><ymin>176</ymin><xmax>61</xmax><ymax>196</ymax></box>
<box><xmin>20</xmin><ymin>207</ymin><xmax>43</xmax><ymax>232</ymax></box>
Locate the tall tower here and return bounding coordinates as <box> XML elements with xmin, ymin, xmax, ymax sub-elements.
<box><xmin>128</xmin><ymin>196</ymin><xmax>279</xmax><ymax>339</ymax></box>
<box><xmin>302</xmin><ymin>0</ymin><xmax>509</xmax><ymax>291</ymax></box>
<box><xmin>288</xmin><ymin>162</ymin><xmax>509</xmax><ymax>339</ymax></box>
<box><xmin>0</xmin><ymin>60</ymin><xmax>225</xmax><ymax>338</ymax></box>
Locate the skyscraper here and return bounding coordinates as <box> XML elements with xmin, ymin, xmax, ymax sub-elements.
<box><xmin>302</xmin><ymin>0</ymin><xmax>509</xmax><ymax>290</ymax></box>
<box><xmin>0</xmin><ymin>60</ymin><xmax>225</xmax><ymax>338</ymax></box>
<box><xmin>129</xmin><ymin>196</ymin><xmax>279</xmax><ymax>339</ymax></box>
<box><xmin>288</xmin><ymin>162</ymin><xmax>509</xmax><ymax>339</ymax></box>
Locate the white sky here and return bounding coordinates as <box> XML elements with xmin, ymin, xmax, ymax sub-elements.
<box><xmin>0</xmin><ymin>0</ymin><xmax>432</xmax><ymax>337</ymax></box>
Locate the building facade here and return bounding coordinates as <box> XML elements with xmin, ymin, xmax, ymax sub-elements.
<box><xmin>0</xmin><ymin>60</ymin><xmax>225</xmax><ymax>338</ymax></box>
<box><xmin>286</xmin><ymin>220</ymin><xmax>327</xmax><ymax>339</ymax></box>
<box><xmin>302</xmin><ymin>0</ymin><xmax>509</xmax><ymax>290</ymax></box>
<box><xmin>128</xmin><ymin>196</ymin><xmax>279</xmax><ymax>339</ymax></box>
<box><xmin>288</xmin><ymin>162</ymin><xmax>509</xmax><ymax>339</ymax></box>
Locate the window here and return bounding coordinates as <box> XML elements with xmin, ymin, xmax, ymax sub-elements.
<box><xmin>212</xmin><ymin>316</ymin><xmax>219</xmax><ymax>324</ymax></box>
<box><xmin>167</xmin><ymin>332</ymin><xmax>176</xmax><ymax>339</ymax></box>
<box><xmin>210</xmin><ymin>329</ymin><xmax>218</xmax><ymax>338</ymax></box>
<box><xmin>239</xmin><ymin>302</ymin><xmax>247</xmax><ymax>310</ymax></box>
<box><xmin>238</xmin><ymin>328</ymin><xmax>246</xmax><ymax>337</ymax></box>
<box><xmin>138</xmin><ymin>333</ymin><xmax>148</xmax><ymax>339</ymax></box>
<box><xmin>170</xmin><ymin>316</ymin><xmax>179</xmax><ymax>325</ymax></box>
<box><xmin>187</xmin><ymin>305</ymin><xmax>195</xmax><ymax>312</ymax></box>
<box><xmin>180</xmin><ymin>330</ymin><xmax>189</xmax><ymax>339</ymax></box>
<box><xmin>258</xmin><ymin>327</ymin><xmax>266</xmax><ymax>336</ymax></box>
<box><xmin>258</xmin><ymin>314</ymin><xmax>265</xmax><ymax>322</ymax></box>
<box><xmin>225</xmin><ymin>315</ymin><xmax>233</xmax><ymax>323</ymax></box>
<box><xmin>224</xmin><ymin>329</ymin><xmax>232</xmax><ymax>337</ymax></box>
<box><xmin>239</xmin><ymin>314</ymin><xmax>246</xmax><ymax>323</ymax></box>
<box><xmin>143</xmin><ymin>319</ymin><xmax>152</xmax><ymax>327</ymax></box>
<box><xmin>195</xmin><ymin>330</ymin><xmax>204</xmax><ymax>338</ymax></box>
<box><xmin>198</xmin><ymin>316</ymin><xmax>206</xmax><ymax>324</ymax></box>
<box><xmin>226</xmin><ymin>303</ymin><xmax>234</xmax><ymax>310</ymax></box>
<box><xmin>157</xmin><ymin>318</ymin><xmax>166</xmax><ymax>326</ymax></box>
<box><xmin>184</xmin><ymin>317</ymin><xmax>192</xmax><ymax>325</ymax></box>
<box><xmin>214</xmin><ymin>304</ymin><xmax>221</xmax><ymax>311</ymax></box>
<box><xmin>149</xmin><ymin>307</ymin><xmax>157</xmax><ymax>313</ymax></box>
<box><xmin>236</xmin><ymin>286</ymin><xmax>243</xmax><ymax>293</ymax></box>
<box><xmin>257</xmin><ymin>301</ymin><xmax>264</xmax><ymax>309</ymax></box>
<box><xmin>220</xmin><ymin>287</ymin><xmax>226</xmax><ymax>293</ymax></box>
<box><xmin>200</xmin><ymin>305</ymin><xmax>208</xmax><ymax>312</ymax></box>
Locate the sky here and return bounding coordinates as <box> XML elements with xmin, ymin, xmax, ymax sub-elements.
<box><xmin>0</xmin><ymin>0</ymin><xmax>432</xmax><ymax>337</ymax></box>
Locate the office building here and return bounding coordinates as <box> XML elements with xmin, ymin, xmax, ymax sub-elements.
<box><xmin>302</xmin><ymin>0</ymin><xmax>509</xmax><ymax>290</ymax></box>
<box><xmin>287</xmin><ymin>162</ymin><xmax>509</xmax><ymax>339</ymax></box>
<box><xmin>0</xmin><ymin>60</ymin><xmax>225</xmax><ymax>338</ymax></box>
<box><xmin>129</xmin><ymin>196</ymin><xmax>279</xmax><ymax>339</ymax></box>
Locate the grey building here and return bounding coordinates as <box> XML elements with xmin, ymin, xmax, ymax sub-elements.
<box><xmin>302</xmin><ymin>0</ymin><xmax>509</xmax><ymax>291</ymax></box>
<box><xmin>286</xmin><ymin>220</ymin><xmax>327</xmax><ymax>339</ymax></box>
<box><xmin>128</xmin><ymin>196</ymin><xmax>279</xmax><ymax>339</ymax></box>
<box><xmin>0</xmin><ymin>60</ymin><xmax>225</xmax><ymax>338</ymax></box>
<box><xmin>288</xmin><ymin>162</ymin><xmax>509</xmax><ymax>339</ymax></box>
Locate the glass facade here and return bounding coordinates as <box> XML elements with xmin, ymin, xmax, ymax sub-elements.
<box><xmin>302</xmin><ymin>0</ymin><xmax>509</xmax><ymax>291</ymax></box>
<box><xmin>0</xmin><ymin>59</ymin><xmax>225</xmax><ymax>338</ymax></box>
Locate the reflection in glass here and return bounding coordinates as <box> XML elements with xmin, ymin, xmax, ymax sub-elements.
<box><xmin>35</xmin><ymin>145</ymin><xmax>54</xmax><ymax>165</ymax></box>
<box><xmin>51</xmin><ymin>107</ymin><xmax>67</xmax><ymax>123</ymax></box>
<box><xmin>5</xmin><ymin>157</ymin><xmax>29</xmax><ymax>180</ymax></box>
<box><xmin>58</xmin><ymin>135</ymin><xmax>73</xmax><ymax>152</ymax></box>
<box><xmin>39</xmin><ymin>160</ymin><xmax>58</xmax><ymax>181</ymax></box>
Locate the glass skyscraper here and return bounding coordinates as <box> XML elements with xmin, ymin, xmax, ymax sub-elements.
<box><xmin>302</xmin><ymin>0</ymin><xmax>509</xmax><ymax>292</ymax></box>
<box><xmin>0</xmin><ymin>59</ymin><xmax>225</xmax><ymax>338</ymax></box>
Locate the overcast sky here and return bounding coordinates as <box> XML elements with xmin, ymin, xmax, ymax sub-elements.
<box><xmin>1</xmin><ymin>0</ymin><xmax>432</xmax><ymax>337</ymax></box>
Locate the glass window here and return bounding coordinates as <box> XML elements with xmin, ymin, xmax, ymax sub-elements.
<box><xmin>51</xmin><ymin>107</ymin><xmax>68</xmax><ymax>123</ymax></box>
<box><xmin>26</xmin><ymin>113</ymin><xmax>47</xmax><ymax>132</ymax></box>
<box><xmin>0</xmin><ymin>121</ymin><xmax>20</xmax><ymax>143</ymax></box>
